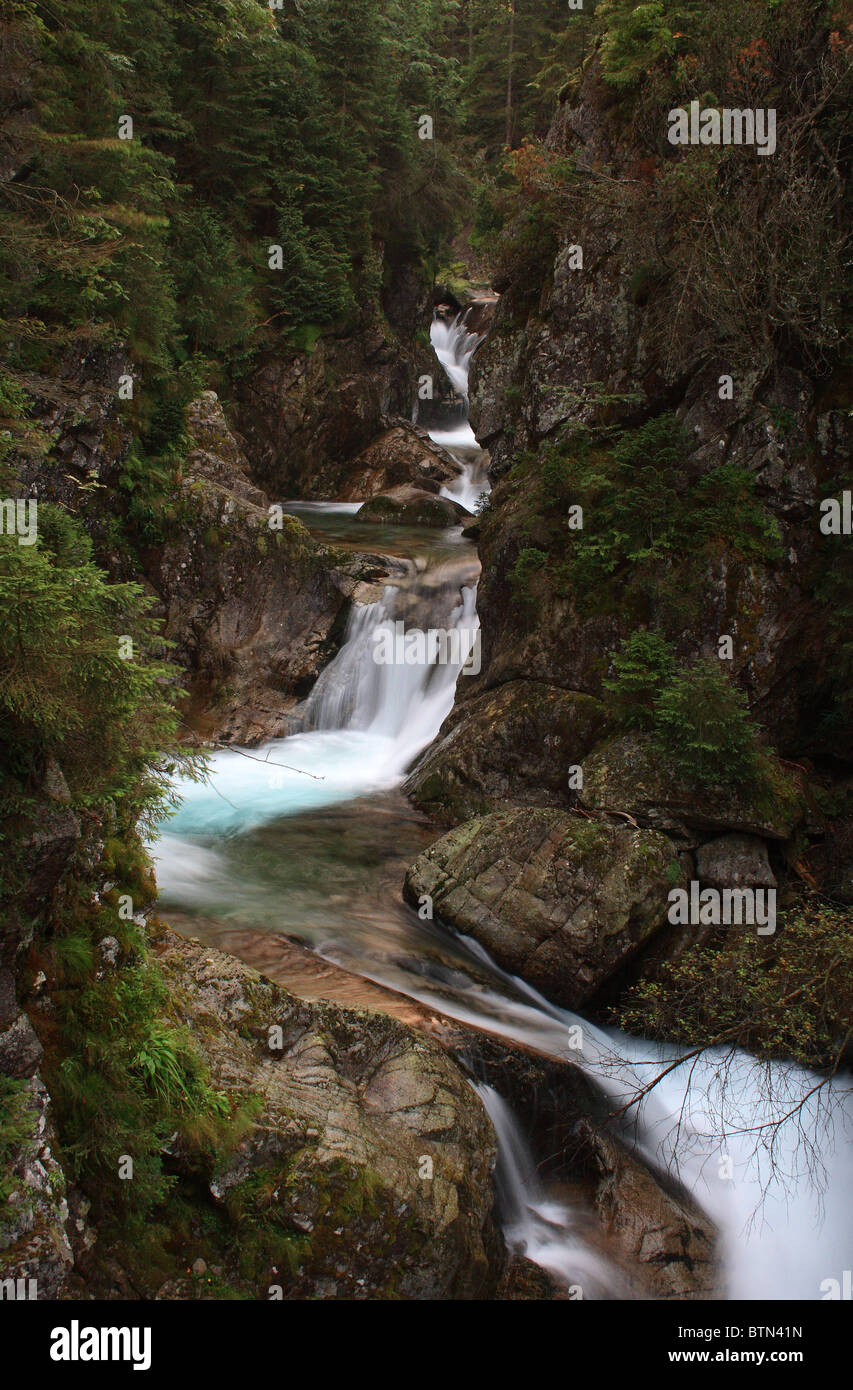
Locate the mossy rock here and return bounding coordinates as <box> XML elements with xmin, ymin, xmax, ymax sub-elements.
<box><xmin>357</xmin><ymin>487</ymin><xmax>467</xmax><ymax>528</ymax></box>
<box><xmin>404</xmin><ymin>808</ymin><xmax>681</xmax><ymax>1009</ymax></box>
<box><xmin>406</xmin><ymin>680</ymin><xmax>608</xmax><ymax>826</ymax></box>
<box><xmin>580</xmin><ymin>732</ymin><xmax>804</xmax><ymax>841</ymax></box>
<box><xmin>140</xmin><ymin>929</ymin><xmax>503</xmax><ymax>1300</ymax></box>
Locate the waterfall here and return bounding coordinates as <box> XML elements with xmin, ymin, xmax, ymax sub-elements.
<box><xmin>429</xmin><ymin>312</ymin><xmax>484</xmax><ymax>401</ymax></box>
<box><xmin>152</xmin><ymin>301</ymin><xmax>853</xmax><ymax>1303</ymax></box>
<box><xmin>155</xmin><ymin>554</ymin><xmax>480</xmax><ymax>838</ymax></box>
<box><xmin>470</xmin><ymin>972</ymin><xmax>853</xmax><ymax>1301</ymax></box>
<box><xmin>475</xmin><ymin>1083</ymin><xmax>624</xmax><ymax>1297</ymax></box>
<box><xmin>426</xmin><ymin>312</ymin><xmax>490</xmax><ymax>512</ymax></box>
<box><xmin>303</xmin><ymin>578</ymin><xmax>480</xmax><ymax>771</ymax></box>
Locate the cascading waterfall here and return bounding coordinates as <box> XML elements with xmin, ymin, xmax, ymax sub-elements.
<box><xmin>426</xmin><ymin>312</ymin><xmax>491</xmax><ymax>511</ymax></box>
<box><xmin>152</xmin><ymin>299</ymin><xmax>853</xmax><ymax>1303</ymax></box>
<box><xmin>303</xmin><ymin>577</ymin><xmax>480</xmax><ymax>772</ymax></box>
<box><xmin>429</xmin><ymin>312</ymin><xmax>484</xmax><ymax>402</ymax></box>
<box><xmin>470</xmin><ymin>972</ymin><xmax>853</xmax><ymax>1300</ymax></box>
<box><xmin>154</xmin><ymin>564</ymin><xmax>479</xmax><ymax>839</ymax></box>
<box><xmin>475</xmin><ymin>1084</ymin><xmax>625</xmax><ymax>1296</ymax></box>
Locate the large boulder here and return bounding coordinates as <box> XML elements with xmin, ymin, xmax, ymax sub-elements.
<box><xmin>406</xmin><ymin>680</ymin><xmax>607</xmax><ymax>825</ymax></box>
<box><xmin>404</xmin><ymin>809</ymin><xmax>682</xmax><ymax>1009</ymax></box>
<box><xmin>150</xmin><ymin>929</ymin><xmax>503</xmax><ymax>1300</ymax></box>
<box><xmin>580</xmin><ymin>733</ymin><xmax>804</xmax><ymax>842</ymax></box>
<box><xmin>341</xmin><ymin>423</ymin><xmax>462</xmax><ymax>501</ymax></box>
<box><xmin>356</xmin><ymin>484</ymin><xmax>468</xmax><ymax>527</ymax></box>
<box><xmin>695</xmin><ymin>834</ymin><xmax>777</xmax><ymax>890</ymax></box>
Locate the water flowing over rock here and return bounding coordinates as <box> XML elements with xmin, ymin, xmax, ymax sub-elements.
<box><xmin>153</xmin><ymin>392</ymin><xmax>370</xmax><ymax>744</ymax></box>
<box><xmin>339</xmin><ymin>422</ymin><xmax>464</xmax><ymax>500</ymax></box>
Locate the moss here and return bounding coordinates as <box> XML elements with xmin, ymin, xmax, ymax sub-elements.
<box><xmin>0</xmin><ymin>1078</ymin><xmax>30</xmax><ymax>1214</ymax></box>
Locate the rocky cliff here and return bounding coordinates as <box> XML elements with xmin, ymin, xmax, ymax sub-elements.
<box><xmin>404</xmin><ymin>53</ymin><xmax>852</xmax><ymax>1017</ymax></box>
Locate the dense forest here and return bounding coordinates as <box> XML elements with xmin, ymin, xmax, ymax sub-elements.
<box><xmin>1</xmin><ymin>0</ymin><xmax>852</xmax><ymax>1328</ymax></box>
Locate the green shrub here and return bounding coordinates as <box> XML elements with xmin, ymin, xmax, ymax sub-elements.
<box><xmin>526</xmin><ymin>414</ymin><xmax>781</xmax><ymax>621</ymax></box>
<box><xmin>653</xmin><ymin>658</ymin><xmax>763</xmax><ymax>786</ymax></box>
<box><xmin>510</xmin><ymin>546</ymin><xmax>548</xmax><ymax>605</ymax></box>
<box><xmin>613</xmin><ymin>898</ymin><xmax>853</xmax><ymax>1070</ymax></box>
<box><xmin>0</xmin><ymin>1077</ymin><xmax>30</xmax><ymax>1212</ymax></box>
<box><xmin>604</xmin><ymin>631</ymin><xmax>676</xmax><ymax>728</ymax></box>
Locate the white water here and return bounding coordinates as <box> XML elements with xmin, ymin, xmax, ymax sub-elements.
<box><xmin>427</xmin><ymin>313</ymin><xmax>490</xmax><ymax>511</ymax></box>
<box><xmin>155</xmin><ymin>588</ymin><xmax>853</xmax><ymax>1301</ymax></box>
<box><xmin>152</xmin><ymin>305</ymin><xmax>853</xmax><ymax>1302</ymax></box>
<box><xmin>475</xmin><ymin>1084</ymin><xmax>624</xmax><ymax>1296</ymax></box>
<box><xmin>473</xmin><ymin>982</ymin><xmax>853</xmax><ymax>1300</ymax></box>
<box><xmin>429</xmin><ymin>312</ymin><xmax>484</xmax><ymax>399</ymax></box>
<box><xmin>158</xmin><ymin>579</ymin><xmax>479</xmax><ymax>842</ymax></box>
<box><xmin>303</xmin><ymin>582</ymin><xmax>479</xmax><ymax>770</ymax></box>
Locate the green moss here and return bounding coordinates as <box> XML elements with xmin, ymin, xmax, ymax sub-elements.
<box><xmin>0</xmin><ymin>1078</ymin><xmax>30</xmax><ymax>1214</ymax></box>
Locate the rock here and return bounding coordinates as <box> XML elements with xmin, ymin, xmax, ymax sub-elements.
<box><xmin>42</xmin><ymin>759</ymin><xmax>71</xmax><ymax>805</ymax></box>
<box><xmin>581</xmin><ymin>733</ymin><xmax>803</xmax><ymax>842</ymax></box>
<box><xmin>234</xmin><ymin>315</ymin><xmax>420</xmax><ymax>500</ymax></box>
<box><xmin>0</xmin><ymin>1076</ymin><xmax>73</xmax><ymax>1299</ymax></box>
<box><xmin>14</xmin><ymin>803</ymin><xmax>80</xmax><ymax>924</ymax></box>
<box><xmin>0</xmin><ymin>1014</ymin><xmax>43</xmax><ymax>1079</ymax></box>
<box><xmin>582</xmin><ymin>1126</ymin><xmax>719</xmax><ymax>1300</ymax></box>
<box><xmin>341</xmin><ymin>423</ymin><xmax>463</xmax><ymax>501</ymax></box>
<box><xmin>356</xmin><ymin>485</ymin><xmax>468</xmax><ymax>527</ymax></box>
<box><xmin>404</xmin><ymin>809</ymin><xmax>682</xmax><ymax>1008</ymax></box>
<box><xmin>151</xmin><ymin>928</ymin><xmax>503</xmax><ymax>1299</ymax></box>
<box><xmin>191</xmin><ymin>1257</ymin><xmax>207</xmax><ymax>1277</ymax></box>
<box><xmin>406</xmin><ymin>680</ymin><xmax>607</xmax><ymax>825</ymax></box>
<box><xmin>98</xmin><ymin>936</ymin><xmax>121</xmax><ymax>970</ymax></box>
<box><xmin>695</xmin><ymin>834</ymin><xmax>777</xmax><ymax>890</ymax></box>
<box><xmin>153</xmin><ymin>391</ymin><xmax>365</xmax><ymax>743</ymax></box>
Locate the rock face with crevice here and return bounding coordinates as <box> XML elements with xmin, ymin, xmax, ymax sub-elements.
<box><xmin>583</xmin><ymin>1126</ymin><xmax>719</xmax><ymax>1301</ymax></box>
<box><xmin>406</xmin><ymin>681</ymin><xmax>607</xmax><ymax>826</ymax></box>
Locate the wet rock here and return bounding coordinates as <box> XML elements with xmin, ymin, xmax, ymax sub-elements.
<box><xmin>151</xmin><ymin>928</ymin><xmax>504</xmax><ymax>1299</ymax></box>
<box><xmin>404</xmin><ymin>808</ymin><xmax>682</xmax><ymax>1009</ymax></box>
<box><xmin>406</xmin><ymin>680</ymin><xmax>607</xmax><ymax>825</ymax></box>
<box><xmin>356</xmin><ymin>485</ymin><xmax>468</xmax><ymax>527</ymax></box>
<box><xmin>580</xmin><ymin>733</ymin><xmax>803</xmax><ymax>842</ymax></box>
<box><xmin>582</xmin><ymin>1126</ymin><xmax>719</xmax><ymax>1300</ymax></box>
<box><xmin>695</xmin><ymin>834</ymin><xmax>777</xmax><ymax>890</ymax></box>
<box><xmin>341</xmin><ymin>423</ymin><xmax>462</xmax><ymax>501</ymax></box>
